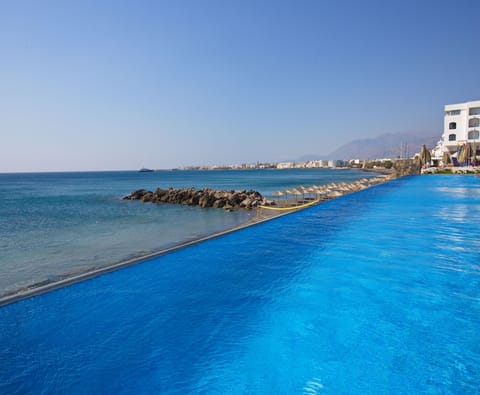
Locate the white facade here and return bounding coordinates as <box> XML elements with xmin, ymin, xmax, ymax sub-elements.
<box><xmin>276</xmin><ymin>162</ymin><xmax>294</xmax><ymax>169</ymax></box>
<box><xmin>432</xmin><ymin>100</ymin><xmax>480</xmax><ymax>158</ymax></box>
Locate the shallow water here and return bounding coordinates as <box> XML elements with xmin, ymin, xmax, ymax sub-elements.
<box><xmin>0</xmin><ymin>169</ymin><xmax>368</xmax><ymax>296</ymax></box>
<box><xmin>0</xmin><ymin>175</ymin><xmax>479</xmax><ymax>394</ymax></box>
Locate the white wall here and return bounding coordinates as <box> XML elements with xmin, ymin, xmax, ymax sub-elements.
<box><xmin>442</xmin><ymin>100</ymin><xmax>480</xmax><ymax>152</ymax></box>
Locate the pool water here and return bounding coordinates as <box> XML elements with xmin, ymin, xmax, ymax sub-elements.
<box><xmin>0</xmin><ymin>175</ymin><xmax>479</xmax><ymax>394</ymax></box>
<box><xmin>0</xmin><ymin>169</ymin><xmax>369</xmax><ymax>297</ymax></box>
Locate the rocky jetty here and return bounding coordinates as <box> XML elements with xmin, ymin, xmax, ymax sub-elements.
<box><xmin>123</xmin><ymin>187</ymin><xmax>274</xmax><ymax>210</ymax></box>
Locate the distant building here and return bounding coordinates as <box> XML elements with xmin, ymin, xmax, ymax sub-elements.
<box><xmin>432</xmin><ymin>100</ymin><xmax>480</xmax><ymax>161</ymax></box>
<box><xmin>304</xmin><ymin>160</ymin><xmax>322</xmax><ymax>168</ymax></box>
<box><xmin>326</xmin><ymin>159</ymin><xmax>345</xmax><ymax>168</ymax></box>
<box><xmin>319</xmin><ymin>160</ymin><xmax>329</xmax><ymax>168</ymax></box>
<box><xmin>276</xmin><ymin>162</ymin><xmax>294</xmax><ymax>169</ymax></box>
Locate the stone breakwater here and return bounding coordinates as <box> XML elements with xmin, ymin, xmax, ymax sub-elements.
<box><xmin>123</xmin><ymin>188</ymin><xmax>274</xmax><ymax>210</ymax></box>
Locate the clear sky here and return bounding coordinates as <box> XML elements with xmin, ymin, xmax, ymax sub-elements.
<box><xmin>1</xmin><ymin>0</ymin><xmax>479</xmax><ymax>172</ymax></box>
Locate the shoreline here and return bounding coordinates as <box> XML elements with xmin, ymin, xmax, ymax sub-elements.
<box><xmin>0</xmin><ymin>204</ymin><xmax>296</xmax><ymax>308</ymax></box>
<box><xmin>0</xmin><ymin>175</ymin><xmax>392</xmax><ymax>308</ymax></box>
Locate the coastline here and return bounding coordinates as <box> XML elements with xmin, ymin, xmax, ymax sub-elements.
<box><xmin>0</xmin><ymin>203</ymin><xmax>295</xmax><ymax>308</ymax></box>
<box><xmin>0</xmin><ymin>175</ymin><xmax>392</xmax><ymax>308</ymax></box>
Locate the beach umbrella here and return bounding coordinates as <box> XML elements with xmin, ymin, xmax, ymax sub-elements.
<box><xmin>472</xmin><ymin>142</ymin><xmax>477</xmax><ymax>166</ymax></box>
<box><xmin>420</xmin><ymin>144</ymin><xmax>431</xmax><ymax>167</ymax></box>
<box><xmin>272</xmin><ymin>190</ymin><xmax>284</xmax><ymax>202</ymax></box>
<box><xmin>322</xmin><ymin>186</ymin><xmax>333</xmax><ymax>193</ymax></box>
<box><xmin>458</xmin><ymin>143</ymin><xmax>472</xmax><ymax>166</ymax></box>
<box><xmin>286</xmin><ymin>189</ymin><xmax>299</xmax><ymax>204</ymax></box>
<box><xmin>299</xmin><ymin>186</ymin><xmax>308</xmax><ymax>199</ymax></box>
<box><xmin>307</xmin><ymin>187</ymin><xmax>316</xmax><ymax>198</ymax></box>
<box><xmin>312</xmin><ymin>187</ymin><xmax>323</xmax><ymax>199</ymax></box>
<box><xmin>442</xmin><ymin>151</ymin><xmax>452</xmax><ymax>166</ymax></box>
<box><xmin>339</xmin><ymin>183</ymin><xmax>353</xmax><ymax>192</ymax></box>
<box><xmin>468</xmin><ymin>142</ymin><xmax>476</xmax><ymax>165</ymax></box>
<box><xmin>291</xmin><ymin>188</ymin><xmax>303</xmax><ymax>203</ymax></box>
<box><xmin>457</xmin><ymin>145</ymin><xmax>465</xmax><ymax>164</ymax></box>
<box><xmin>466</xmin><ymin>143</ymin><xmax>474</xmax><ymax>165</ymax></box>
<box><xmin>326</xmin><ymin>190</ymin><xmax>343</xmax><ymax>199</ymax></box>
<box><xmin>352</xmin><ymin>182</ymin><xmax>365</xmax><ymax>191</ymax></box>
<box><xmin>314</xmin><ymin>190</ymin><xmax>328</xmax><ymax>200</ymax></box>
<box><xmin>284</xmin><ymin>189</ymin><xmax>292</xmax><ymax>200</ymax></box>
<box><xmin>291</xmin><ymin>188</ymin><xmax>303</xmax><ymax>196</ymax></box>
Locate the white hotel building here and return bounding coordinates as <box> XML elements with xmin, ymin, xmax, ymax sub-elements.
<box><xmin>432</xmin><ymin>100</ymin><xmax>480</xmax><ymax>161</ymax></box>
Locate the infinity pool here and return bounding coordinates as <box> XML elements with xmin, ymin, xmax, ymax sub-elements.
<box><xmin>1</xmin><ymin>175</ymin><xmax>479</xmax><ymax>394</ymax></box>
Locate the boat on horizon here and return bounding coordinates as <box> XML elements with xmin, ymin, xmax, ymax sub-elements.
<box><xmin>139</xmin><ymin>168</ymin><xmax>154</xmax><ymax>172</ymax></box>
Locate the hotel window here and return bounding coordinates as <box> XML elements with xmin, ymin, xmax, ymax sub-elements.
<box><xmin>468</xmin><ymin>130</ymin><xmax>479</xmax><ymax>140</ymax></box>
<box><xmin>469</xmin><ymin>118</ymin><xmax>480</xmax><ymax>128</ymax></box>
<box><xmin>469</xmin><ymin>107</ymin><xmax>480</xmax><ymax>115</ymax></box>
<box><xmin>448</xmin><ymin>134</ymin><xmax>456</xmax><ymax>141</ymax></box>
<box><xmin>446</xmin><ymin>109</ymin><xmax>461</xmax><ymax>116</ymax></box>
<box><xmin>449</xmin><ymin>122</ymin><xmax>456</xmax><ymax>130</ymax></box>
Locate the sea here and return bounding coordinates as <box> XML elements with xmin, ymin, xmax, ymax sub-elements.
<box><xmin>0</xmin><ymin>168</ymin><xmax>370</xmax><ymax>298</ymax></box>
<box><xmin>0</xmin><ymin>173</ymin><xmax>479</xmax><ymax>394</ymax></box>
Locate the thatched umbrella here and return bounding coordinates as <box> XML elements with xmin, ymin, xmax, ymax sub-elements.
<box><xmin>299</xmin><ymin>186</ymin><xmax>309</xmax><ymax>200</ymax></box>
<box><xmin>311</xmin><ymin>186</ymin><xmax>324</xmax><ymax>198</ymax></box>
<box><xmin>472</xmin><ymin>142</ymin><xmax>478</xmax><ymax>166</ymax></box>
<box><xmin>272</xmin><ymin>190</ymin><xmax>285</xmax><ymax>203</ymax></box>
<box><xmin>291</xmin><ymin>188</ymin><xmax>303</xmax><ymax>204</ymax></box>
<box><xmin>457</xmin><ymin>145</ymin><xmax>465</xmax><ymax>164</ymax></box>
<box><xmin>467</xmin><ymin>143</ymin><xmax>474</xmax><ymax>165</ymax></box>
<box><xmin>327</xmin><ymin>190</ymin><xmax>343</xmax><ymax>199</ymax></box>
<box><xmin>458</xmin><ymin>143</ymin><xmax>473</xmax><ymax>166</ymax></box>
<box><xmin>442</xmin><ymin>151</ymin><xmax>452</xmax><ymax>166</ymax></box>
<box><xmin>467</xmin><ymin>142</ymin><xmax>477</xmax><ymax>165</ymax></box>
<box><xmin>420</xmin><ymin>144</ymin><xmax>431</xmax><ymax>167</ymax></box>
<box><xmin>284</xmin><ymin>189</ymin><xmax>293</xmax><ymax>201</ymax></box>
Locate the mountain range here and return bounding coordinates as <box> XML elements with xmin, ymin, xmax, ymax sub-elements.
<box><xmin>297</xmin><ymin>131</ymin><xmax>440</xmax><ymax>161</ymax></box>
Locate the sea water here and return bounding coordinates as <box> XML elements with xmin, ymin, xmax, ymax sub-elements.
<box><xmin>0</xmin><ymin>169</ymin><xmax>368</xmax><ymax>297</ymax></box>
<box><xmin>0</xmin><ymin>175</ymin><xmax>479</xmax><ymax>394</ymax></box>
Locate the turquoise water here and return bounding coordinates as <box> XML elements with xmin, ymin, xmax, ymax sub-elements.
<box><xmin>0</xmin><ymin>169</ymin><xmax>368</xmax><ymax>297</ymax></box>
<box><xmin>0</xmin><ymin>175</ymin><xmax>479</xmax><ymax>393</ymax></box>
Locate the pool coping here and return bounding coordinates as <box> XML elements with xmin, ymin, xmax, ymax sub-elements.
<box><xmin>0</xmin><ymin>205</ymin><xmax>299</xmax><ymax>308</ymax></box>
<box><xmin>0</xmin><ymin>177</ymin><xmax>393</xmax><ymax>308</ymax></box>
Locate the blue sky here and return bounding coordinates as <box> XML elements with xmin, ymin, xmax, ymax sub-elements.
<box><xmin>1</xmin><ymin>0</ymin><xmax>479</xmax><ymax>171</ymax></box>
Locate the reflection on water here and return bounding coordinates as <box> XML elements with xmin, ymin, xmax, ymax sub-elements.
<box><xmin>0</xmin><ymin>175</ymin><xmax>479</xmax><ymax>394</ymax></box>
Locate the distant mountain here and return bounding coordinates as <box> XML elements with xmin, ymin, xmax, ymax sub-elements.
<box><xmin>295</xmin><ymin>154</ymin><xmax>327</xmax><ymax>162</ymax></box>
<box><xmin>326</xmin><ymin>131</ymin><xmax>439</xmax><ymax>160</ymax></box>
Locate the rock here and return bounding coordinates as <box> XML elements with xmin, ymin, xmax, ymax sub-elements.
<box><xmin>212</xmin><ymin>199</ymin><xmax>226</xmax><ymax>208</ymax></box>
<box><xmin>229</xmin><ymin>192</ymin><xmax>242</xmax><ymax>205</ymax></box>
<box><xmin>124</xmin><ymin>187</ymin><xmax>265</xmax><ymax>210</ymax></box>
<box><xmin>141</xmin><ymin>192</ymin><xmax>154</xmax><ymax>202</ymax></box>
<box><xmin>199</xmin><ymin>196</ymin><xmax>209</xmax><ymax>208</ymax></box>
<box><xmin>123</xmin><ymin>189</ymin><xmax>150</xmax><ymax>200</ymax></box>
<box><xmin>239</xmin><ymin>198</ymin><xmax>252</xmax><ymax>208</ymax></box>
